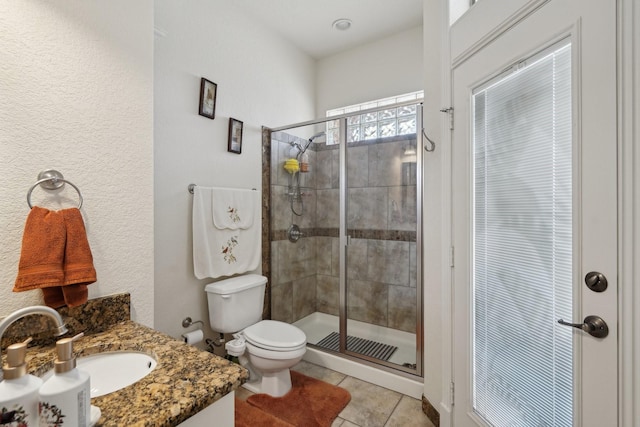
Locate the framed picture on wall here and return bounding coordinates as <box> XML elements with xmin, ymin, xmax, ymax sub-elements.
<box><xmin>228</xmin><ymin>118</ymin><xmax>243</xmax><ymax>154</ymax></box>
<box><xmin>198</xmin><ymin>77</ymin><xmax>217</xmax><ymax>119</ymax></box>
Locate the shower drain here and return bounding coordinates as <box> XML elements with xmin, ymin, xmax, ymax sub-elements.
<box><xmin>315</xmin><ymin>332</ymin><xmax>397</xmax><ymax>361</ymax></box>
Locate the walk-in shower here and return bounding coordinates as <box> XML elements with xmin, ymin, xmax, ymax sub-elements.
<box><xmin>262</xmin><ymin>101</ymin><xmax>423</xmax><ymax>387</ymax></box>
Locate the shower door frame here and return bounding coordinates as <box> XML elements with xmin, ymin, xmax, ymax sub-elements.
<box><xmin>267</xmin><ymin>100</ymin><xmax>425</xmax><ymax>379</ymax></box>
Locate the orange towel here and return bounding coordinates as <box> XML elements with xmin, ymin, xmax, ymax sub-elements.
<box><xmin>60</xmin><ymin>208</ymin><xmax>96</xmax><ymax>307</ymax></box>
<box><xmin>13</xmin><ymin>207</ymin><xmax>66</xmax><ymax>291</ymax></box>
<box><xmin>14</xmin><ymin>207</ymin><xmax>96</xmax><ymax>308</ymax></box>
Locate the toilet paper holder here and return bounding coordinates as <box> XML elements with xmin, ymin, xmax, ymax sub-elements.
<box><xmin>182</xmin><ymin>317</ymin><xmax>224</xmax><ymax>351</ymax></box>
<box><xmin>182</xmin><ymin>317</ymin><xmax>204</xmax><ymax>328</ymax></box>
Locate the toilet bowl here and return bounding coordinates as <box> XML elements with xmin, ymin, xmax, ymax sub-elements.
<box><xmin>205</xmin><ymin>275</ymin><xmax>307</xmax><ymax>397</ymax></box>
<box><xmin>240</xmin><ymin>320</ymin><xmax>306</xmax><ymax>396</ymax></box>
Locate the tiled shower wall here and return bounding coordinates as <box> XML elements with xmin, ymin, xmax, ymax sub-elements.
<box><xmin>269</xmin><ymin>131</ymin><xmax>418</xmax><ymax>334</ymax></box>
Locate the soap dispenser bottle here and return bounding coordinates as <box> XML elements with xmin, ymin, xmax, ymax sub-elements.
<box><xmin>38</xmin><ymin>333</ymin><xmax>90</xmax><ymax>427</ymax></box>
<box><xmin>0</xmin><ymin>337</ymin><xmax>42</xmax><ymax>426</ymax></box>
<box><xmin>300</xmin><ymin>151</ymin><xmax>309</xmax><ymax>172</ymax></box>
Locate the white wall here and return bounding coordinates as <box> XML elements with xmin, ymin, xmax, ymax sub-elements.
<box><xmin>316</xmin><ymin>26</ymin><xmax>423</xmax><ymax>114</ymax></box>
<box><xmin>449</xmin><ymin>0</ymin><xmax>471</xmax><ymax>25</ymax></box>
<box><xmin>0</xmin><ymin>1</ymin><xmax>154</xmax><ymax>325</ymax></box>
<box><xmin>153</xmin><ymin>0</ymin><xmax>316</xmax><ymax>342</ymax></box>
<box><xmin>422</xmin><ymin>0</ymin><xmax>447</xmax><ymax>416</ymax></box>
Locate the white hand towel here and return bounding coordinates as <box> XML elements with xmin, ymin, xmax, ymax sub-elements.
<box><xmin>212</xmin><ymin>188</ymin><xmax>255</xmax><ymax>230</ymax></box>
<box><xmin>192</xmin><ymin>186</ymin><xmax>261</xmax><ymax>279</ymax></box>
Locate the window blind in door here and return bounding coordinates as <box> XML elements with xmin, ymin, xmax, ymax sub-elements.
<box><xmin>472</xmin><ymin>40</ymin><xmax>573</xmax><ymax>427</ymax></box>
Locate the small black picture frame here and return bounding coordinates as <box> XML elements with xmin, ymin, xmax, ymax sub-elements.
<box><xmin>198</xmin><ymin>77</ymin><xmax>217</xmax><ymax>119</ymax></box>
<box><xmin>228</xmin><ymin>118</ymin><xmax>243</xmax><ymax>154</ymax></box>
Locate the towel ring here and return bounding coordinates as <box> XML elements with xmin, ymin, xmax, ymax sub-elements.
<box><xmin>26</xmin><ymin>169</ymin><xmax>83</xmax><ymax>209</ymax></box>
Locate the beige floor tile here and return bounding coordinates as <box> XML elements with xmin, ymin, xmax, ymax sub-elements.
<box><xmin>293</xmin><ymin>360</ymin><xmax>347</xmax><ymax>385</ymax></box>
<box><xmin>385</xmin><ymin>395</ymin><xmax>435</xmax><ymax>427</ymax></box>
<box><xmin>234</xmin><ymin>385</ymin><xmax>254</xmax><ymax>401</ymax></box>
<box><xmin>234</xmin><ymin>363</ymin><xmax>433</xmax><ymax>427</ymax></box>
<box><xmin>337</xmin><ymin>376</ymin><xmax>402</xmax><ymax>427</ymax></box>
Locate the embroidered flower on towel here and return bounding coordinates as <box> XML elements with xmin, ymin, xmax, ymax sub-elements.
<box><xmin>222</xmin><ymin>236</ymin><xmax>239</xmax><ymax>264</ymax></box>
<box><xmin>227</xmin><ymin>206</ymin><xmax>241</xmax><ymax>223</ymax></box>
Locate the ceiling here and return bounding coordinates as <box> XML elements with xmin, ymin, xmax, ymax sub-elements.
<box><xmin>232</xmin><ymin>0</ymin><xmax>424</xmax><ymax>59</ymax></box>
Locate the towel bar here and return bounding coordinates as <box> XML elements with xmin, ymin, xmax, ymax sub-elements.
<box><xmin>27</xmin><ymin>169</ymin><xmax>83</xmax><ymax>209</ymax></box>
<box><xmin>188</xmin><ymin>183</ymin><xmax>257</xmax><ymax>194</ymax></box>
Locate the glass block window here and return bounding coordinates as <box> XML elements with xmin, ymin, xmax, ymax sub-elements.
<box><xmin>326</xmin><ymin>90</ymin><xmax>423</xmax><ymax>144</ymax></box>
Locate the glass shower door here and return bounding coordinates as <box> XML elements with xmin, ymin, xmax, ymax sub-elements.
<box><xmin>342</xmin><ymin>103</ymin><xmax>422</xmax><ymax>373</ymax></box>
<box><xmin>269</xmin><ymin>101</ymin><xmax>423</xmax><ymax>377</ymax></box>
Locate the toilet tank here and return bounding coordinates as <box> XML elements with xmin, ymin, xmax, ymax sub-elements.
<box><xmin>204</xmin><ymin>274</ymin><xmax>267</xmax><ymax>333</ymax></box>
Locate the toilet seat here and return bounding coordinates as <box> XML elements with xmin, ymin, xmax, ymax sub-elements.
<box><xmin>243</xmin><ymin>320</ymin><xmax>306</xmax><ymax>352</ymax></box>
<box><xmin>245</xmin><ymin>341</ymin><xmax>307</xmax><ymax>360</ymax></box>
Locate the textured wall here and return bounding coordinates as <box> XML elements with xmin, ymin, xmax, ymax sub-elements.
<box><xmin>0</xmin><ymin>1</ymin><xmax>154</xmax><ymax>325</ymax></box>
<box><xmin>154</xmin><ymin>0</ymin><xmax>316</xmax><ymax>345</ymax></box>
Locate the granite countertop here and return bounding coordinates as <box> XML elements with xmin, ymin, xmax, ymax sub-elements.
<box><xmin>23</xmin><ymin>320</ymin><xmax>248</xmax><ymax>427</ymax></box>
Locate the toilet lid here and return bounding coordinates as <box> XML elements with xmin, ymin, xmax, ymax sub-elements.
<box><xmin>243</xmin><ymin>320</ymin><xmax>306</xmax><ymax>351</ymax></box>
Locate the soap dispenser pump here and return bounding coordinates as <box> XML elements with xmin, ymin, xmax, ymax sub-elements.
<box><xmin>39</xmin><ymin>333</ymin><xmax>90</xmax><ymax>427</ymax></box>
<box><xmin>0</xmin><ymin>337</ymin><xmax>43</xmax><ymax>426</ymax></box>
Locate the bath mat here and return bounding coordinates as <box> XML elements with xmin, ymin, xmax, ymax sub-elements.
<box><xmin>235</xmin><ymin>398</ymin><xmax>294</xmax><ymax>427</ymax></box>
<box><xmin>315</xmin><ymin>331</ymin><xmax>398</xmax><ymax>361</ymax></box>
<box><xmin>242</xmin><ymin>370</ymin><xmax>351</xmax><ymax>427</ymax></box>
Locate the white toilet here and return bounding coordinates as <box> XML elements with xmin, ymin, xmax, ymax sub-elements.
<box><xmin>205</xmin><ymin>274</ymin><xmax>306</xmax><ymax>397</ymax></box>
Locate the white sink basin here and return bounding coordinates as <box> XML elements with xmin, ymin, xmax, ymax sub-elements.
<box><xmin>45</xmin><ymin>351</ymin><xmax>157</xmax><ymax>398</ymax></box>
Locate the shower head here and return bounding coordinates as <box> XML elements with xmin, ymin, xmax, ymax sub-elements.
<box><xmin>288</xmin><ymin>131</ymin><xmax>326</xmax><ymax>159</ymax></box>
<box><xmin>309</xmin><ymin>132</ymin><xmax>326</xmax><ymax>143</ymax></box>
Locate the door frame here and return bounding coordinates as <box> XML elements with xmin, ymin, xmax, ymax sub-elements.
<box><xmin>617</xmin><ymin>0</ymin><xmax>640</xmax><ymax>425</ymax></box>
<box><xmin>435</xmin><ymin>0</ymin><xmax>640</xmax><ymax>426</ymax></box>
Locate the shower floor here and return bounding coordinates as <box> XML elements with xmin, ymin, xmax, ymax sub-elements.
<box><xmin>293</xmin><ymin>312</ymin><xmax>417</xmax><ymax>367</ymax></box>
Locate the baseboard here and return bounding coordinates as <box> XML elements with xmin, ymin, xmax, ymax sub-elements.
<box><xmin>422</xmin><ymin>395</ymin><xmax>440</xmax><ymax>427</ymax></box>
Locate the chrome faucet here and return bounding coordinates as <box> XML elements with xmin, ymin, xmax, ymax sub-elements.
<box><xmin>0</xmin><ymin>305</ymin><xmax>68</xmax><ymax>379</ymax></box>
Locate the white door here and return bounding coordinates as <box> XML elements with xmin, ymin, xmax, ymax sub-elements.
<box><xmin>451</xmin><ymin>1</ymin><xmax>617</xmax><ymax>426</ymax></box>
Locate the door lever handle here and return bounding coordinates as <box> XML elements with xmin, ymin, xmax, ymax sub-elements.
<box><xmin>557</xmin><ymin>315</ymin><xmax>609</xmax><ymax>338</ymax></box>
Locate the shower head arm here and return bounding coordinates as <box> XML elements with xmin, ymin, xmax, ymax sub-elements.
<box><xmin>298</xmin><ymin>140</ymin><xmax>313</xmax><ymax>157</ymax></box>
<box><xmin>299</xmin><ymin>131</ymin><xmax>325</xmax><ymax>157</ymax></box>
<box><xmin>289</xmin><ymin>131</ymin><xmax>325</xmax><ymax>158</ymax></box>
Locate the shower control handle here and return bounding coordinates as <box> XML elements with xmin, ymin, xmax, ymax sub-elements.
<box><xmin>287</xmin><ymin>224</ymin><xmax>304</xmax><ymax>243</ymax></box>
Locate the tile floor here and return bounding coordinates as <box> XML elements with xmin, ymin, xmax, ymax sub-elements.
<box><xmin>235</xmin><ymin>360</ymin><xmax>436</xmax><ymax>427</ymax></box>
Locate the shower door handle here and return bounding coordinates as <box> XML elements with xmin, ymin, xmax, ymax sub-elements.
<box><xmin>557</xmin><ymin>315</ymin><xmax>609</xmax><ymax>338</ymax></box>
